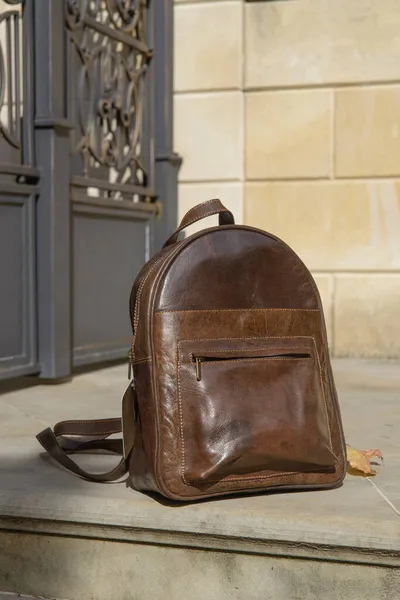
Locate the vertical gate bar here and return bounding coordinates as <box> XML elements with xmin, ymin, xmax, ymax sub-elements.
<box><xmin>142</xmin><ymin>0</ymin><xmax>155</xmax><ymax>200</ymax></box>
<box><xmin>20</xmin><ymin>0</ymin><xmax>37</xmax><ymax>374</ymax></box>
<box><xmin>5</xmin><ymin>14</ymin><xmax>13</xmax><ymax>136</ymax></box>
<box><xmin>34</xmin><ymin>0</ymin><xmax>72</xmax><ymax>380</ymax></box>
<box><xmin>22</xmin><ymin>0</ymin><xmax>34</xmax><ymax>166</ymax></box>
<box><xmin>14</xmin><ymin>13</ymin><xmax>20</xmax><ymax>142</ymax></box>
<box><xmin>153</xmin><ymin>0</ymin><xmax>181</xmax><ymax>250</ymax></box>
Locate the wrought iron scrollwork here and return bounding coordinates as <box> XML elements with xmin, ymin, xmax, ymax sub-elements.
<box><xmin>67</xmin><ymin>0</ymin><xmax>146</xmax><ymax>36</ymax></box>
<box><xmin>0</xmin><ymin>2</ymin><xmax>23</xmax><ymax>151</ymax></box>
<box><xmin>66</xmin><ymin>0</ymin><xmax>152</xmax><ymax>198</ymax></box>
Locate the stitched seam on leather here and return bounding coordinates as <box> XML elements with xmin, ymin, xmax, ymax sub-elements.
<box><xmin>313</xmin><ymin>337</ymin><xmax>333</xmax><ymax>451</ymax></box>
<box><xmin>182</xmin><ymin>199</ymin><xmax>219</xmax><ymax>221</ymax></box>
<box><xmin>178</xmin><ymin>209</ymin><xmax>229</xmax><ymax>232</ymax></box>
<box><xmin>190</xmin><ymin>469</ymin><xmax>330</xmax><ymax>484</ymax></box>
<box><xmin>130</xmin><ymin>255</ymin><xmax>166</xmax><ymax>492</ymax></box>
<box><xmin>157</xmin><ymin>308</ymin><xmax>320</xmax><ymax>314</ymax></box>
<box><xmin>167</xmin><ymin>202</ymin><xmax>228</xmax><ymax>245</ymax></box>
<box><xmin>134</xmin><ymin>259</ymin><xmax>164</xmax><ymax>332</ymax></box>
<box><xmin>132</xmin><ymin>357</ymin><xmax>151</xmax><ymax>365</ymax></box>
<box><xmin>131</xmin><ymin>256</ymin><xmax>166</xmax><ymax>361</ymax></box>
<box><xmin>180</xmin><ymin>335</ymin><xmax>314</xmax><ymax>344</ymax></box>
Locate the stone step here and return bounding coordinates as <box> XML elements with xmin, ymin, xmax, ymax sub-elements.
<box><xmin>0</xmin><ymin>360</ymin><xmax>399</xmax><ymax>600</ymax></box>
<box><xmin>0</xmin><ymin>595</ymin><xmax>54</xmax><ymax>600</ymax></box>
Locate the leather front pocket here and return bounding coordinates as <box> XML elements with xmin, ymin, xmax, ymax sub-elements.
<box><xmin>177</xmin><ymin>336</ymin><xmax>335</xmax><ymax>486</ymax></box>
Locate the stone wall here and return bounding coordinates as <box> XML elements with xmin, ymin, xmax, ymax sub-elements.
<box><xmin>174</xmin><ymin>0</ymin><xmax>400</xmax><ymax>357</ymax></box>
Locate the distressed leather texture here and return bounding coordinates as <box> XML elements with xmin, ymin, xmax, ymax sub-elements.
<box><xmin>37</xmin><ymin>199</ymin><xmax>346</xmax><ymax>500</ymax></box>
<box><xmin>129</xmin><ymin>200</ymin><xmax>346</xmax><ymax>500</ymax></box>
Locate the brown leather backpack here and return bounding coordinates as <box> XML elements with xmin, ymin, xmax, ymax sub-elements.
<box><xmin>37</xmin><ymin>199</ymin><xmax>346</xmax><ymax>501</ymax></box>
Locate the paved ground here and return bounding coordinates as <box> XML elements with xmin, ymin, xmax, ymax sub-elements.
<box><xmin>0</xmin><ymin>359</ymin><xmax>399</xmax><ymax>599</ymax></box>
<box><xmin>0</xmin><ymin>358</ymin><xmax>399</xmax><ymax>547</ymax></box>
<box><xmin>0</xmin><ymin>592</ymin><xmax>42</xmax><ymax>600</ymax></box>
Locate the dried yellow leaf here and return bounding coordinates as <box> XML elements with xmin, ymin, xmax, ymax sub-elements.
<box><xmin>346</xmin><ymin>445</ymin><xmax>383</xmax><ymax>477</ymax></box>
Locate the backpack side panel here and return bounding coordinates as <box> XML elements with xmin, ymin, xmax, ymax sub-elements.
<box><xmin>128</xmin><ymin>243</ymin><xmax>183</xmax><ymax>494</ymax></box>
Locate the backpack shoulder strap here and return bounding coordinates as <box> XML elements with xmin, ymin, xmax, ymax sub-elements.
<box><xmin>36</xmin><ymin>417</ymin><xmax>128</xmax><ymax>483</ymax></box>
<box><xmin>36</xmin><ymin>385</ymin><xmax>136</xmax><ymax>482</ymax></box>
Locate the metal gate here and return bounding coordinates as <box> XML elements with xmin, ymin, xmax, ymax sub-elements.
<box><xmin>0</xmin><ymin>0</ymin><xmax>179</xmax><ymax>381</ymax></box>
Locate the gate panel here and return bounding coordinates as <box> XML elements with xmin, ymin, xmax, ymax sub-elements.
<box><xmin>73</xmin><ymin>204</ymin><xmax>150</xmax><ymax>365</ymax></box>
<box><xmin>66</xmin><ymin>0</ymin><xmax>157</xmax><ymax>367</ymax></box>
<box><xmin>0</xmin><ymin>0</ymin><xmax>178</xmax><ymax>381</ymax></box>
<box><xmin>0</xmin><ymin>0</ymin><xmax>38</xmax><ymax>380</ymax></box>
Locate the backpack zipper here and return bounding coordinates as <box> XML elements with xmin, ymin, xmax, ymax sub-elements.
<box><xmin>192</xmin><ymin>352</ymin><xmax>311</xmax><ymax>382</ymax></box>
<box><xmin>128</xmin><ymin>255</ymin><xmax>166</xmax><ymax>381</ymax></box>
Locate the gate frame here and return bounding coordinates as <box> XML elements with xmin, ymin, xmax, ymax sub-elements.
<box><xmin>0</xmin><ymin>0</ymin><xmax>179</xmax><ymax>382</ymax></box>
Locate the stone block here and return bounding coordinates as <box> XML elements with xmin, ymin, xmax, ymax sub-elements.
<box><xmin>245</xmin><ymin>89</ymin><xmax>332</xmax><ymax>179</ymax></box>
<box><xmin>334</xmin><ymin>274</ymin><xmax>400</xmax><ymax>357</ymax></box>
<box><xmin>174</xmin><ymin>92</ymin><xmax>243</xmax><ymax>181</ymax></box>
<box><xmin>335</xmin><ymin>85</ymin><xmax>400</xmax><ymax>177</ymax></box>
<box><xmin>245</xmin><ymin>0</ymin><xmax>400</xmax><ymax>88</ymax></box>
<box><xmin>175</xmin><ymin>1</ymin><xmax>242</xmax><ymax>91</ymax></box>
<box><xmin>245</xmin><ymin>180</ymin><xmax>400</xmax><ymax>271</ymax></box>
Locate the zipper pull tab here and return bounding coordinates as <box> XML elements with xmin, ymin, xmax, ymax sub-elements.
<box><xmin>128</xmin><ymin>352</ymin><xmax>136</xmax><ymax>389</ymax></box>
<box><xmin>195</xmin><ymin>357</ymin><xmax>203</xmax><ymax>382</ymax></box>
<box><xmin>128</xmin><ymin>350</ymin><xmax>133</xmax><ymax>380</ymax></box>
